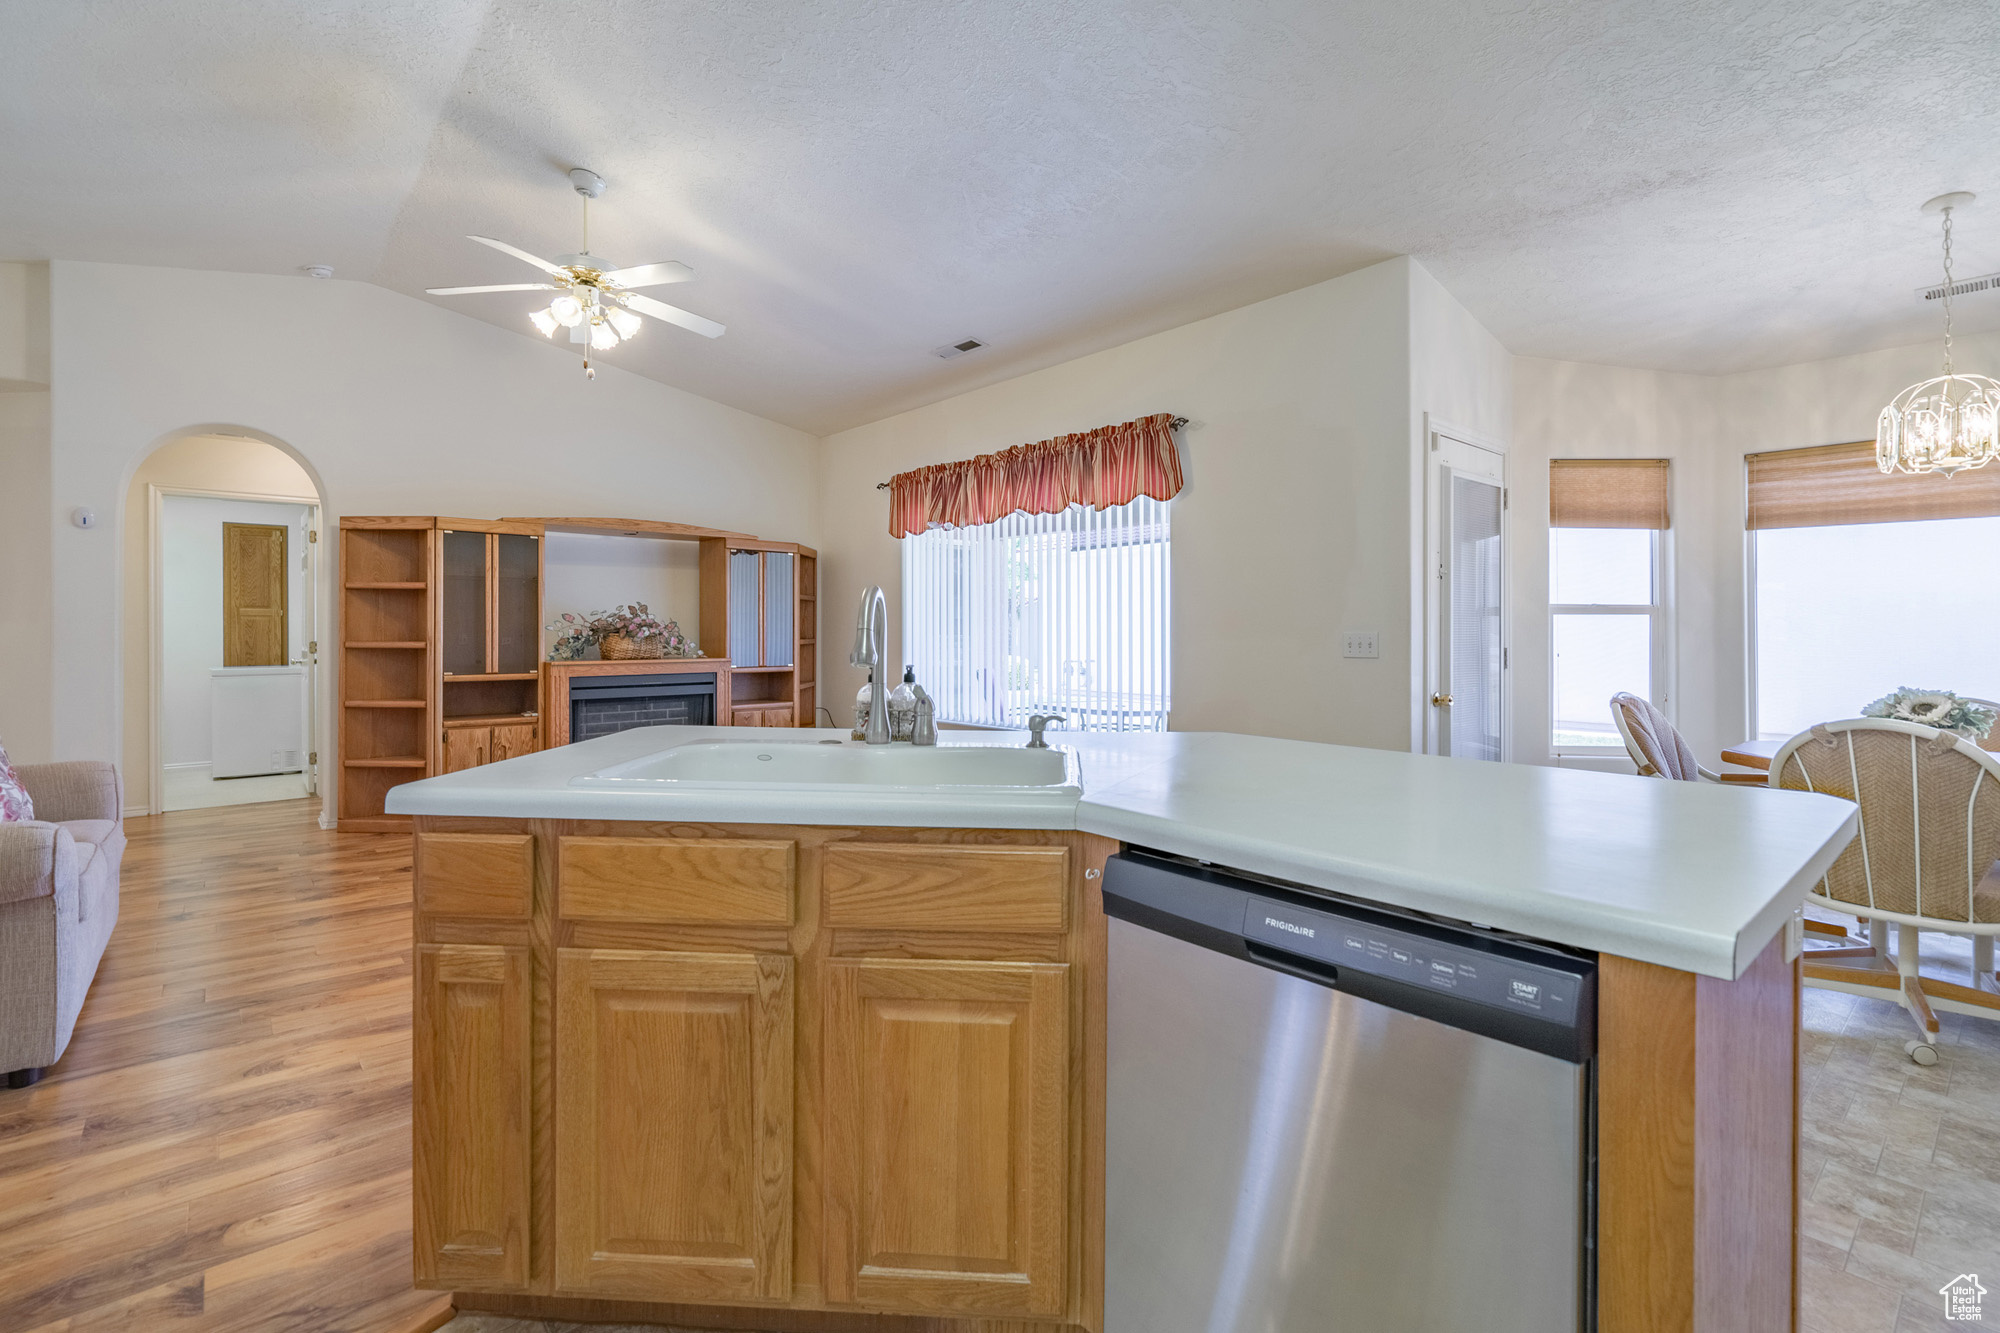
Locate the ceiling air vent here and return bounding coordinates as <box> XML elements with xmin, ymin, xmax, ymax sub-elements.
<box><xmin>934</xmin><ymin>338</ymin><xmax>986</xmax><ymax>359</ymax></box>
<box><xmin>1918</xmin><ymin>271</ymin><xmax>2000</xmax><ymax>301</ymax></box>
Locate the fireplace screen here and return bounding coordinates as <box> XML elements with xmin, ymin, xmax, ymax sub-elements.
<box><xmin>569</xmin><ymin>673</ymin><xmax>717</xmax><ymax>744</ymax></box>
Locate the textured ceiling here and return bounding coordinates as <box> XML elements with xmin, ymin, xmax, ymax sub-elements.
<box><xmin>4</xmin><ymin>0</ymin><xmax>1998</xmax><ymax>433</ymax></box>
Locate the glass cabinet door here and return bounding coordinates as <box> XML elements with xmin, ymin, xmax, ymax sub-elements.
<box><xmin>762</xmin><ymin>552</ymin><xmax>794</xmax><ymax>667</ymax></box>
<box><xmin>496</xmin><ymin>534</ymin><xmax>539</xmax><ymax>674</ymax></box>
<box><xmin>441</xmin><ymin>529</ymin><xmax>488</xmax><ymax>676</ymax></box>
<box><xmin>729</xmin><ymin>550</ymin><xmax>762</xmax><ymax>667</ymax></box>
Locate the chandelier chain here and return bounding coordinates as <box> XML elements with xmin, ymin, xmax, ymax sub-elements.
<box><xmin>1942</xmin><ymin>207</ymin><xmax>1955</xmax><ymax>375</ymax></box>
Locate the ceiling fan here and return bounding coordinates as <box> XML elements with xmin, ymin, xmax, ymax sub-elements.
<box><xmin>426</xmin><ymin>167</ymin><xmax>724</xmax><ymax>380</ymax></box>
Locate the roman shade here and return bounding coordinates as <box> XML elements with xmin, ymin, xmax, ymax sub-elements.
<box><xmin>1548</xmin><ymin>459</ymin><xmax>1670</xmax><ymax>529</ymax></box>
<box><xmin>887</xmin><ymin>412</ymin><xmax>1184</xmax><ymax>537</ymax></box>
<box><xmin>1746</xmin><ymin>440</ymin><xmax>2000</xmax><ymax>530</ymax></box>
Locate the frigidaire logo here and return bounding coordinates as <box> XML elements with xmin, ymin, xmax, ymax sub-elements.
<box><xmin>1265</xmin><ymin>917</ymin><xmax>1314</xmax><ymax>938</ymax></box>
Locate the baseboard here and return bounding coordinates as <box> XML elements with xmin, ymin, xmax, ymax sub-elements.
<box><xmin>122</xmin><ymin>803</ymin><xmax>151</xmax><ymax>818</ymax></box>
<box><xmin>162</xmin><ymin>761</ymin><xmax>209</xmax><ymax>772</ymax></box>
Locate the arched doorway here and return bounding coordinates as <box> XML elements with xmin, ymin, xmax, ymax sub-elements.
<box><xmin>122</xmin><ymin>431</ymin><xmax>327</xmax><ymax>815</ymax></box>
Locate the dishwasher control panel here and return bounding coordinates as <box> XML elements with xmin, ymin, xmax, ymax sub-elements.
<box><xmin>1243</xmin><ymin>896</ymin><xmax>1585</xmax><ymax>1026</ymax></box>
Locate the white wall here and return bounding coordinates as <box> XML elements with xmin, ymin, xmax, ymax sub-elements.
<box><xmin>0</xmin><ymin>390</ymin><xmax>53</xmax><ymax>765</ymax></box>
<box><xmin>0</xmin><ymin>261</ymin><xmax>50</xmax><ymax>390</ymax></box>
<box><xmin>1511</xmin><ymin>327</ymin><xmax>2000</xmax><ymax>770</ymax></box>
<box><xmin>23</xmin><ymin>259</ymin><xmax>819</xmax><ymax>821</ymax></box>
<box><xmin>158</xmin><ymin>495</ymin><xmax>313</xmax><ymax>766</ymax></box>
<box><xmin>819</xmin><ymin>257</ymin><xmax>1444</xmax><ymax>748</ymax></box>
<box><xmin>541</xmin><ymin>532</ymin><xmax>703</xmax><ymax>656</ymax></box>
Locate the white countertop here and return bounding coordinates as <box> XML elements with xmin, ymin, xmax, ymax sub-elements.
<box><xmin>387</xmin><ymin>726</ymin><xmax>1857</xmax><ymax>980</ymax></box>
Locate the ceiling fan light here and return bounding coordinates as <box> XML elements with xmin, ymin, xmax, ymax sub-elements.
<box><xmin>589</xmin><ymin>320</ymin><xmax>618</xmax><ymax>350</ymax></box>
<box><xmin>528</xmin><ymin>308</ymin><xmax>558</xmax><ymax>337</ymax></box>
<box><xmin>550</xmin><ymin>294</ymin><xmax>584</xmax><ymax>327</ymax></box>
<box><xmin>607</xmin><ymin>307</ymin><xmax>641</xmax><ymax>340</ymax></box>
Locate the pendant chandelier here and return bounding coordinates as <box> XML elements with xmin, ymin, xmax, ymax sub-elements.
<box><xmin>1878</xmin><ymin>192</ymin><xmax>2000</xmax><ymax>478</ymax></box>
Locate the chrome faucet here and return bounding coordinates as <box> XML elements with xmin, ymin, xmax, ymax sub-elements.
<box><xmin>1026</xmin><ymin>713</ymin><xmax>1067</xmax><ymax>748</ymax></box>
<box><xmin>849</xmin><ymin>585</ymin><xmax>891</xmax><ymax>745</ymax></box>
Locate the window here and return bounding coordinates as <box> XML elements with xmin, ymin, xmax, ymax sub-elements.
<box><xmin>1547</xmin><ymin>460</ymin><xmax>1670</xmax><ymax>752</ymax></box>
<box><xmin>901</xmin><ymin>496</ymin><xmax>1170</xmax><ymax>731</ymax></box>
<box><xmin>1748</xmin><ymin>442</ymin><xmax>2000</xmax><ymax>739</ymax></box>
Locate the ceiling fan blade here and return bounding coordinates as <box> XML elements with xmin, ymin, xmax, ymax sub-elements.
<box><xmin>425</xmin><ymin>283</ymin><xmax>557</xmax><ymax>295</ymax></box>
<box><xmin>467</xmin><ymin>235</ymin><xmax>570</xmax><ymax>278</ymax></box>
<box><xmin>601</xmin><ymin>261</ymin><xmax>693</xmax><ymax>289</ymax></box>
<box><xmin>623</xmin><ymin>292</ymin><xmax>726</xmax><ymax>338</ymax></box>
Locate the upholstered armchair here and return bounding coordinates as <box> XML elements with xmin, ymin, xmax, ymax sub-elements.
<box><xmin>0</xmin><ymin>762</ymin><xmax>125</xmax><ymax>1087</ymax></box>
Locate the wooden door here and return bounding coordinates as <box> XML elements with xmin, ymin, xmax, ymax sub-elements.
<box><xmin>731</xmin><ymin>706</ymin><xmax>765</xmax><ymax>727</ymax></box>
<box><xmin>490</xmin><ymin>721</ymin><xmax>537</xmax><ymax>763</ymax></box>
<box><xmin>222</xmin><ymin>522</ymin><xmax>288</xmax><ymax>666</ymax></box>
<box><xmin>413</xmin><ymin>943</ymin><xmax>531</xmax><ymax>1290</ymax></box>
<box><xmin>443</xmin><ymin>726</ymin><xmax>489</xmax><ymax>772</ymax></box>
<box><xmin>556</xmin><ymin>948</ymin><xmax>794</xmax><ymax>1302</ymax></box>
<box><xmin>761</xmin><ymin>704</ymin><xmax>796</xmax><ymax>728</ymax></box>
<box><xmin>824</xmin><ymin>957</ymin><xmax>1070</xmax><ymax>1318</ymax></box>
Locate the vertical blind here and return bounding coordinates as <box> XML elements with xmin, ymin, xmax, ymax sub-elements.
<box><xmin>901</xmin><ymin>496</ymin><xmax>1171</xmax><ymax>731</ymax></box>
<box><xmin>1548</xmin><ymin>459</ymin><xmax>1671</xmax><ymax>528</ymax></box>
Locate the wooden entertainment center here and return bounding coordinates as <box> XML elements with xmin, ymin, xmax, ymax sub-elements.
<box><xmin>337</xmin><ymin>515</ymin><xmax>817</xmax><ymax>831</ymax></box>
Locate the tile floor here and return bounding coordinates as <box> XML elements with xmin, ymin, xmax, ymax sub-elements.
<box><xmin>1801</xmin><ymin>926</ymin><xmax>2000</xmax><ymax>1333</ymax></box>
<box><xmin>444</xmin><ymin>927</ymin><xmax>2000</xmax><ymax>1333</ymax></box>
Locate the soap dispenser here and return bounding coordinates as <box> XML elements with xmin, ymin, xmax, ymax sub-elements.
<box><xmin>887</xmin><ymin>666</ymin><xmax>918</xmax><ymax>742</ymax></box>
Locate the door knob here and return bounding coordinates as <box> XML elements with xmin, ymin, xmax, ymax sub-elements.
<box><xmin>1431</xmin><ymin>692</ymin><xmax>1454</xmax><ymax>707</ymax></box>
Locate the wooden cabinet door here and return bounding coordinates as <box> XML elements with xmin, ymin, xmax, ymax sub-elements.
<box><xmin>730</xmin><ymin>706</ymin><xmax>764</xmax><ymax>727</ymax></box>
<box><xmin>443</xmin><ymin>726</ymin><xmax>488</xmax><ymax>772</ymax></box>
<box><xmin>761</xmin><ymin>704</ymin><xmax>796</xmax><ymax>728</ymax></box>
<box><xmin>490</xmin><ymin>721</ymin><xmax>537</xmax><ymax>763</ymax></box>
<box><xmin>556</xmin><ymin>948</ymin><xmax>794</xmax><ymax>1303</ymax></box>
<box><xmin>414</xmin><ymin>944</ymin><xmax>531</xmax><ymax>1291</ymax></box>
<box><xmin>824</xmin><ymin>958</ymin><xmax>1070</xmax><ymax>1318</ymax></box>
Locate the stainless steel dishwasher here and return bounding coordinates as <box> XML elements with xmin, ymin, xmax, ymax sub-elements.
<box><xmin>1103</xmin><ymin>848</ymin><xmax>1596</xmax><ymax>1333</ymax></box>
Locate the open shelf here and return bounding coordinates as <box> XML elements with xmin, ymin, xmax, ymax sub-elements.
<box><xmin>732</xmin><ymin>665</ymin><xmax>795</xmax><ymax>673</ymax></box>
<box><xmin>442</xmin><ymin>711</ymin><xmax>540</xmax><ymax>728</ymax></box>
<box><xmin>441</xmin><ymin>672</ymin><xmax>538</xmax><ymax>682</ymax></box>
<box><xmin>345</xmin><ymin>581</ymin><xmax>427</xmax><ymax>590</ymax></box>
<box><xmin>343</xmin><ymin>757</ymin><xmax>427</xmax><ymax>768</ymax></box>
<box><xmin>345</xmin><ymin>699</ymin><xmax>426</xmax><ymax>709</ymax></box>
<box><xmin>347</xmin><ymin>641</ymin><xmax>425</xmax><ymax>650</ymax></box>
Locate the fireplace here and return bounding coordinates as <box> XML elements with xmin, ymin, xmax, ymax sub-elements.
<box><xmin>568</xmin><ymin>672</ymin><xmax>717</xmax><ymax>743</ymax></box>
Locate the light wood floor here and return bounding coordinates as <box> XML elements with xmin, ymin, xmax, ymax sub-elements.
<box><xmin>0</xmin><ymin>798</ymin><xmax>451</xmax><ymax>1332</ymax></box>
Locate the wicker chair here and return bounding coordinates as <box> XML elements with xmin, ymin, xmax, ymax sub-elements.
<box><xmin>1609</xmin><ymin>693</ymin><xmax>1722</xmax><ymax>782</ymax></box>
<box><xmin>1770</xmin><ymin>718</ymin><xmax>2000</xmax><ymax>1064</ymax></box>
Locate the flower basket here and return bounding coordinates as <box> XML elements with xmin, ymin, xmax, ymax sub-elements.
<box><xmin>598</xmin><ymin>632</ymin><xmax>664</xmax><ymax>660</ymax></box>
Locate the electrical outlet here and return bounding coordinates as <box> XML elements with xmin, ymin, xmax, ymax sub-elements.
<box><xmin>1342</xmin><ymin>631</ymin><xmax>1379</xmax><ymax>659</ymax></box>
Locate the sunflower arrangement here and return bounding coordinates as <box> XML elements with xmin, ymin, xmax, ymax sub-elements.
<box><xmin>1860</xmin><ymin>688</ymin><xmax>1998</xmax><ymax>739</ymax></box>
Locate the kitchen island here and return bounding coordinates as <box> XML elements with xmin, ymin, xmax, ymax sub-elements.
<box><xmin>388</xmin><ymin>727</ymin><xmax>1857</xmax><ymax>1333</ymax></box>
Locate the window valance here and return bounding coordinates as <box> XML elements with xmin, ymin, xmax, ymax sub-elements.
<box><xmin>887</xmin><ymin>413</ymin><xmax>1184</xmax><ymax>538</ymax></box>
<box><xmin>1746</xmin><ymin>441</ymin><xmax>2000</xmax><ymax>530</ymax></box>
<box><xmin>1548</xmin><ymin>459</ymin><xmax>1671</xmax><ymax>529</ymax></box>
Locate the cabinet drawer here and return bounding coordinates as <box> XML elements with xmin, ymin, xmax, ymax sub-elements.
<box><xmin>822</xmin><ymin>844</ymin><xmax>1069</xmax><ymax>932</ymax></box>
<box><xmin>560</xmin><ymin>837</ymin><xmax>798</xmax><ymax>925</ymax></box>
<box><xmin>417</xmin><ymin>832</ymin><xmax>534</xmax><ymax>917</ymax></box>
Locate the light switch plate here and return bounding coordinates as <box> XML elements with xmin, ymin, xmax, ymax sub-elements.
<box><xmin>1342</xmin><ymin>631</ymin><xmax>1379</xmax><ymax>659</ymax></box>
